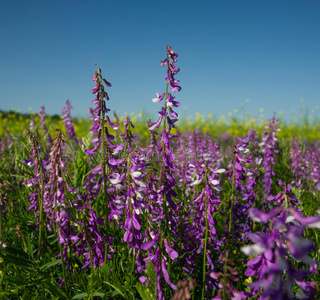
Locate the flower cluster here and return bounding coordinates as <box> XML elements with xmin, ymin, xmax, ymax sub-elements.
<box><xmin>225</xmin><ymin>136</ymin><xmax>257</xmax><ymax>243</ymax></box>
<box><xmin>39</xmin><ymin>106</ymin><xmax>53</xmax><ymax>145</ymax></box>
<box><xmin>61</xmin><ymin>100</ymin><xmax>78</xmax><ymax>144</ymax></box>
<box><xmin>11</xmin><ymin>46</ymin><xmax>320</xmax><ymax>300</ymax></box>
<box><xmin>242</xmin><ymin>207</ymin><xmax>319</xmax><ymax>299</ymax></box>
<box><xmin>260</xmin><ymin>115</ymin><xmax>279</xmax><ymax>196</ymax></box>
<box><xmin>149</xmin><ymin>45</ymin><xmax>181</xmax><ymax>132</ymax></box>
<box><xmin>85</xmin><ymin>66</ymin><xmax>116</xmax><ymax>156</ymax></box>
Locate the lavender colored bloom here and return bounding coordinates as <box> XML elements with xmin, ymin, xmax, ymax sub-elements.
<box><xmin>211</xmin><ymin>252</ymin><xmax>248</xmax><ymax>299</ymax></box>
<box><xmin>152</xmin><ymin>92</ymin><xmax>165</xmax><ymax>103</ymax></box>
<box><xmin>290</xmin><ymin>208</ymin><xmax>320</xmax><ymax>228</ymax></box>
<box><xmin>267</xmin><ymin>180</ymin><xmax>300</xmax><ymax>209</ymax></box>
<box><xmin>85</xmin><ymin>66</ymin><xmax>115</xmax><ymax>156</ymax></box>
<box><xmin>242</xmin><ymin>207</ymin><xmax>317</xmax><ymax>299</ymax></box>
<box><xmin>141</xmin><ymin>45</ymin><xmax>183</xmax><ymax>296</ymax></box>
<box><xmin>224</xmin><ymin>135</ymin><xmax>258</xmax><ymax>244</ymax></box>
<box><xmin>39</xmin><ymin>106</ymin><xmax>53</xmax><ymax>144</ymax></box>
<box><xmin>29</xmin><ymin>115</ymin><xmax>35</xmax><ymax>131</ymax></box>
<box><xmin>141</xmin><ymin>232</ymin><xmax>160</xmax><ymax>251</ymax></box>
<box><xmin>260</xmin><ymin>115</ymin><xmax>279</xmax><ymax>196</ymax></box>
<box><xmin>61</xmin><ymin>100</ymin><xmax>78</xmax><ymax>144</ymax></box>
<box><xmin>164</xmin><ymin>238</ymin><xmax>178</xmax><ymax>260</ymax></box>
<box><xmin>249</xmin><ymin>207</ymin><xmax>281</xmax><ymax>223</ymax></box>
<box><xmin>161</xmin><ymin>259</ymin><xmax>177</xmax><ymax>290</ymax></box>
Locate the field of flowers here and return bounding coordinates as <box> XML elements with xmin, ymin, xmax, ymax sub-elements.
<box><xmin>1</xmin><ymin>46</ymin><xmax>320</xmax><ymax>299</ymax></box>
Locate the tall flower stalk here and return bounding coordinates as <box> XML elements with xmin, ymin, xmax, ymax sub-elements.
<box><xmin>39</xmin><ymin>106</ymin><xmax>53</xmax><ymax>145</ymax></box>
<box><xmin>143</xmin><ymin>45</ymin><xmax>181</xmax><ymax>298</ymax></box>
<box><xmin>24</xmin><ymin>130</ymin><xmax>47</xmax><ymax>258</ymax></box>
<box><xmin>260</xmin><ymin>115</ymin><xmax>279</xmax><ymax>197</ymax></box>
<box><xmin>45</xmin><ymin>129</ymin><xmax>68</xmax><ymax>292</ymax></box>
<box><xmin>61</xmin><ymin>100</ymin><xmax>78</xmax><ymax>144</ymax></box>
<box><xmin>85</xmin><ymin>64</ymin><xmax>116</xmax><ymax>266</ymax></box>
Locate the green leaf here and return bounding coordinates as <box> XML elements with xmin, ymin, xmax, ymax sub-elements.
<box><xmin>93</xmin><ymin>292</ymin><xmax>106</xmax><ymax>297</ymax></box>
<box><xmin>3</xmin><ymin>246</ymin><xmax>29</xmax><ymax>259</ymax></box>
<box><xmin>111</xmin><ymin>290</ymin><xmax>120</xmax><ymax>297</ymax></box>
<box><xmin>5</xmin><ymin>275</ymin><xmax>26</xmax><ymax>285</ymax></box>
<box><xmin>40</xmin><ymin>259</ymin><xmax>62</xmax><ymax>270</ymax></box>
<box><xmin>104</xmin><ymin>281</ymin><xmax>125</xmax><ymax>298</ymax></box>
<box><xmin>135</xmin><ymin>262</ymin><xmax>157</xmax><ymax>300</ymax></box>
<box><xmin>72</xmin><ymin>293</ymin><xmax>89</xmax><ymax>299</ymax></box>
<box><xmin>46</xmin><ymin>281</ymin><xmax>67</xmax><ymax>299</ymax></box>
<box><xmin>4</xmin><ymin>255</ymin><xmax>33</xmax><ymax>267</ymax></box>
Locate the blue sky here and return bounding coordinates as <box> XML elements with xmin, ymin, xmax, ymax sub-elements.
<box><xmin>1</xmin><ymin>0</ymin><xmax>320</xmax><ymax>122</ymax></box>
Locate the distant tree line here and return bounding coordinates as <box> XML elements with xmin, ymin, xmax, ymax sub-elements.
<box><xmin>0</xmin><ymin>109</ymin><xmax>64</xmax><ymax>121</ymax></box>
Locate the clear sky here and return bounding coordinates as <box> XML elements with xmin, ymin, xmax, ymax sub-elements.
<box><xmin>1</xmin><ymin>0</ymin><xmax>320</xmax><ymax>122</ymax></box>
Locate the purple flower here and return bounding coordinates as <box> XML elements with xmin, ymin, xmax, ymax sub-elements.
<box><xmin>61</xmin><ymin>100</ymin><xmax>78</xmax><ymax>143</ymax></box>
<box><xmin>260</xmin><ymin>115</ymin><xmax>279</xmax><ymax>196</ymax></box>
<box><xmin>249</xmin><ymin>207</ymin><xmax>281</xmax><ymax>223</ymax></box>
<box><xmin>242</xmin><ymin>207</ymin><xmax>317</xmax><ymax>298</ymax></box>
<box><xmin>290</xmin><ymin>208</ymin><xmax>320</xmax><ymax>228</ymax></box>
<box><xmin>161</xmin><ymin>259</ymin><xmax>177</xmax><ymax>290</ymax></box>
<box><xmin>85</xmin><ymin>66</ymin><xmax>116</xmax><ymax>156</ymax></box>
<box><xmin>141</xmin><ymin>232</ymin><xmax>160</xmax><ymax>251</ymax></box>
<box><xmin>39</xmin><ymin>106</ymin><xmax>53</xmax><ymax>144</ymax></box>
<box><xmin>164</xmin><ymin>238</ymin><xmax>178</xmax><ymax>260</ymax></box>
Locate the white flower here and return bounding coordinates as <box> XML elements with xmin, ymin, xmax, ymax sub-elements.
<box><xmin>286</xmin><ymin>215</ymin><xmax>295</xmax><ymax>223</ymax></box>
<box><xmin>238</xmin><ymin>146</ymin><xmax>250</xmax><ymax>154</ymax></box>
<box><xmin>242</xmin><ymin>244</ymin><xmax>265</xmax><ymax>256</ymax></box>
<box><xmin>136</xmin><ymin>181</ymin><xmax>146</xmax><ymax>187</ymax></box>
<box><xmin>136</xmin><ymin>192</ymin><xmax>143</xmax><ymax>200</ymax></box>
<box><xmin>307</xmin><ymin>221</ymin><xmax>320</xmax><ymax>229</ymax></box>
<box><xmin>110</xmin><ymin>178</ymin><xmax>121</xmax><ymax>185</ymax></box>
<box><xmin>131</xmin><ymin>171</ymin><xmax>142</xmax><ymax>178</ymax></box>
<box><xmin>135</xmin><ymin>208</ymin><xmax>143</xmax><ymax>215</ymax></box>
<box><xmin>190</xmin><ymin>179</ymin><xmax>202</xmax><ymax>186</ymax></box>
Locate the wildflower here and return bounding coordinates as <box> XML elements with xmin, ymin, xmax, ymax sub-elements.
<box><xmin>61</xmin><ymin>100</ymin><xmax>78</xmax><ymax>144</ymax></box>
<box><xmin>260</xmin><ymin>115</ymin><xmax>279</xmax><ymax>196</ymax></box>
<box><xmin>242</xmin><ymin>207</ymin><xmax>317</xmax><ymax>299</ymax></box>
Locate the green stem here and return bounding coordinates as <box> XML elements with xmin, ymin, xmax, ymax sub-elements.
<box><xmin>37</xmin><ymin>156</ymin><xmax>44</xmax><ymax>260</ymax></box>
<box><xmin>127</xmin><ymin>155</ymin><xmax>137</xmax><ymax>286</ymax></box>
<box><xmin>52</xmin><ymin>132</ymin><xmax>68</xmax><ymax>294</ymax></box>
<box><xmin>162</xmin><ymin>46</ymin><xmax>170</xmax><ymax>131</ymax></box>
<box><xmin>163</xmin><ymin>191</ymin><xmax>169</xmax><ymax>235</ymax></box>
<box><xmin>201</xmin><ymin>194</ymin><xmax>208</xmax><ymax>300</ymax></box>
<box><xmin>83</xmin><ymin>214</ymin><xmax>95</xmax><ymax>274</ymax></box>
<box><xmin>54</xmin><ymin>221</ymin><xmax>68</xmax><ymax>295</ymax></box>
<box><xmin>95</xmin><ymin>65</ymin><xmax>110</xmax><ymax>269</ymax></box>
<box><xmin>284</xmin><ymin>192</ymin><xmax>289</xmax><ymax>209</ymax></box>
<box><xmin>131</xmin><ymin>251</ymin><xmax>135</xmax><ymax>287</ymax></box>
<box><xmin>0</xmin><ymin>203</ymin><xmax>2</xmax><ymax>245</ymax></box>
<box><xmin>222</xmin><ymin>251</ymin><xmax>229</xmax><ymax>300</ymax></box>
<box><xmin>161</xmin><ymin>46</ymin><xmax>171</xmax><ymax>238</ymax></box>
<box><xmin>228</xmin><ymin>137</ymin><xmax>236</xmax><ymax>240</ymax></box>
<box><xmin>223</xmin><ymin>138</ymin><xmax>236</xmax><ymax>298</ymax></box>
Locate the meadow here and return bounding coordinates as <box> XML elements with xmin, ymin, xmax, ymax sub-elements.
<box><xmin>0</xmin><ymin>46</ymin><xmax>320</xmax><ymax>300</ymax></box>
